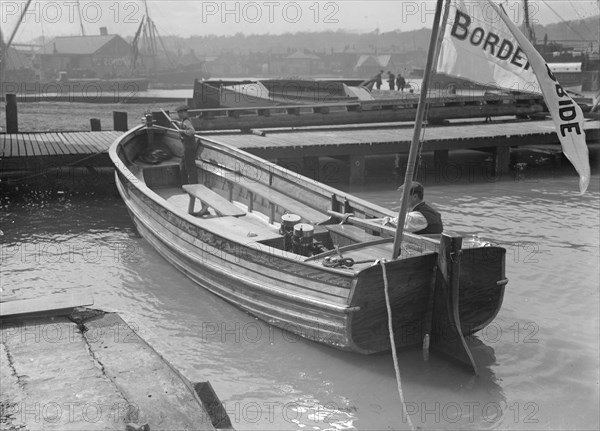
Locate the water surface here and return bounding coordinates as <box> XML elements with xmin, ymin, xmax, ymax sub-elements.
<box><xmin>1</xmin><ymin>164</ymin><xmax>598</xmax><ymax>430</ymax></box>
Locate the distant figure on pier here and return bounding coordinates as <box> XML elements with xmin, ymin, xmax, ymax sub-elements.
<box><xmin>375</xmin><ymin>70</ymin><xmax>383</xmax><ymax>90</ymax></box>
<box><xmin>387</xmin><ymin>71</ymin><xmax>396</xmax><ymax>91</ymax></box>
<box><xmin>375</xmin><ymin>182</ymin><xmax>443</xmax><ymax>234</ymax></box>
<box><xmin>396</xmin><ymin>73</ymin><xmax>406</xmax><ymax>92</ymax></box>
<box><xmin>174</xmin><ymin>105</ymin><xmax>198</xmax><ymax>184</ymax></box>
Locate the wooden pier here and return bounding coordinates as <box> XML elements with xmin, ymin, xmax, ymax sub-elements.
<box><xmin>2</xmin><ymin>119</ymin><xmax>599</xmax><ymax>184</ymax></box>
<box><xmin>0</xmin><ymin>131</ymin><xmax>121</xmax><ymax>175</ymax></box>
<box><xmin>203</xmin><ymin>118</ymin><xmax>600</xmax><ymax>184</ymax></box>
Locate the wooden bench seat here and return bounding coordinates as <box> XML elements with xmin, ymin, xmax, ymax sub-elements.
<box><xmin>182</xmin><ymin>184</ymin><xmax>246</xmax><ymax>217</ymax></box>
<box><xmin>191</xmin><ymin>216</ymin><xmax>282</xmax><ymax>243</ymax></box>
<box><xmin>197</xmin><ymin>161</ymin><xmax>329</xmax><ymax>225</ymax></box>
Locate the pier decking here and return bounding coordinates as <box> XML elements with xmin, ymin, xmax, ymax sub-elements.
<box><xmin>2</xmin><ymin>119</ymin><xmax>599</xmax><ymax>184</ymax></box>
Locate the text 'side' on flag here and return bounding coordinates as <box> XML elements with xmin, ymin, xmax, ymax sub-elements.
<box><xmin>437</xmin><ymin>0</ymin><xmax>590</xmax><ymax>193</ymax></box>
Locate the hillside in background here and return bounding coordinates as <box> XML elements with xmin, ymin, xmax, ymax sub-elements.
<box><xmin>158</xmin><ymin>15</ymin><xmax>599</xmax><ymax>55</ymax></box>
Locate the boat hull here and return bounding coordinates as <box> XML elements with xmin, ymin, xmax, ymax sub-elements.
<box><xmin>115</xmin><ymin>171</ymin><xmax>357</xmax><ymax>350</ymax></box>
<box><xmin>110</xmin><ymin>126</ymin><xmax>506</xmax><ymax>354</ymax></box>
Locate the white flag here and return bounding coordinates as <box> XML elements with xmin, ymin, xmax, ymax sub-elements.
<box><xmin>437</xmin><ymin>0</ymin><xmax>590</xmax><ymax>193</ymax></box>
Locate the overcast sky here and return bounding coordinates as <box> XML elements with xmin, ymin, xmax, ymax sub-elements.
<box><xmin>2</xmin><ymin>0</ymin><xmax>599</xmax><ymax>43</ymax></box>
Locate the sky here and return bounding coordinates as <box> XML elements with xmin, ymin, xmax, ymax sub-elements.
<box><xmin>2</xmin><ymin>0</ymin><xmax>599</xmax><ymax>43</ymax></box>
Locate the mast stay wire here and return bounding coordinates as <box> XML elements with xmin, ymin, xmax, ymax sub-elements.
<box><xmin>414</xmin><ymin>0</ymin><xmax>451</xmax><ymax>182</ymax></box>
<box><xmin>541</xmin><ymin>0</ymin><xmax>592</xmax><ymax>43</ymax></box>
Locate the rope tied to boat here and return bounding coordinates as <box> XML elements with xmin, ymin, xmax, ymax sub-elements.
<box><xmin>322</xmin><ymin>256</ymin><xmax>355</xmax><ymax>268</ymax></box>
<box><xmin>379</xmin><ymin>258</ymin><xmax>415</xmax><ymax>430</ymax></box>
<box><xmin>321</xmin><ymin>246</ymin><xmax>377</xmax><ymax>268</ymax></box>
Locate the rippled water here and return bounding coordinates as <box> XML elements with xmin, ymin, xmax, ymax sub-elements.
<box><xmin>1</xmin><ymin>163</ymin><xmax>599</xmax><ymax>430</ymax></box>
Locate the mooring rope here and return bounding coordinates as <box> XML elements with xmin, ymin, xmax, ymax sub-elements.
<box><xmin>379</xmin><ymin>259</ymin><xmax>415</xmax><ymax>431</ymax></box>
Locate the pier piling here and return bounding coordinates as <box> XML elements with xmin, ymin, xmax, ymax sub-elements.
<box><xmin>90</xmin><ymin>118</ymin><xmax>102</xmax><ymax>131</ymax></box>
<box><xmin>113</xmin><ymin>111</ymin><xmax>128</xmax><ymax>131</ymax></box>
<box><xmin>5</xmin><ymin>93</ymin><xmax>18</xmax><ymax>133</ymax></box>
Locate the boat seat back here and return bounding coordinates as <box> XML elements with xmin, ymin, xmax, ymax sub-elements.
<box><xmin>197</xmin><ymin>160</ymin><xmax>329</xmax><ymax>225</ymax></box>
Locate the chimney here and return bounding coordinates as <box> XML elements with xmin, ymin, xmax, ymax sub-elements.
<box><xmin>100</xmin><ymin>27</ymin><xmax>108</xmax><ymax>36</ymax></box>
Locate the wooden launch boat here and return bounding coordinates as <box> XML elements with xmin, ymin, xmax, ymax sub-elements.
<box><xmin>192</xmin><ymin>78</ymin><xmax>370</xmax><ymax>109</ymax></box>
<box><xmin>109</xmin><ymin>121</ymin><xmax>507</xmax><ymax>364</ymax></box>
<box><xmin>192</xmin><ymin>80</ymin><xmax>287</xmax><ymax>109</ymax></box>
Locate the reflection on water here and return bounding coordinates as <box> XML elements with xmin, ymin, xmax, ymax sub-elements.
<box><xmin>1</xmin><ymin>167</ymin><xmax>598</xmax><ymax>430</ymax></box>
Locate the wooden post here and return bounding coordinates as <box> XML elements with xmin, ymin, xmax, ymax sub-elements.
<box><xmin>348</xmin><ymin>154</ymin><xmax>365</xmax><ymax>185</ymax></box>
<box><xmin>90</xmin><ymin>118</ymin><xmax>101</xmax><ymax>131</ymax></box>
<box><xmin>113</xmin><ymin>111</ymin><xmax>128</xmax><ymax>131</ymax></box>
<box><xmin>492</xmin><ymin>146</ymin><xmax>510</xmax><ymax>176</ymax></box>
<box><xmin>145</xmin><ymin>114</ymin><xmax>154</xmax><ymax>148</ymax></box>
<box><xmin>5</xmin><ymin>93</ymin><xmax>18</xmax><ymax>133</ymax></box>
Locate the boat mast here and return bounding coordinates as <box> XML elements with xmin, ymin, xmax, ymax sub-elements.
<box><xmin>0</xmin><ymin>0</ymin><xmax>34</xmax><ymax>72</ymax></box>
<box><xmin>76</xmin><ymin>0</ymin><xmax>86</xmax><ymax>36</ymax></box>
<box><xmin>0</xmin><ymin>28</ymin><xmax>5</xmax><ymax>78</ymax></box>
<box><xmin>523</xmin><ymin>0</ymin><xmax>536</xmax><ymax>43</ymax></box>
<box><xmin>391</xmin><ymin>0</ymin><xmax>447</xmax><ymax>259</ymax></box>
